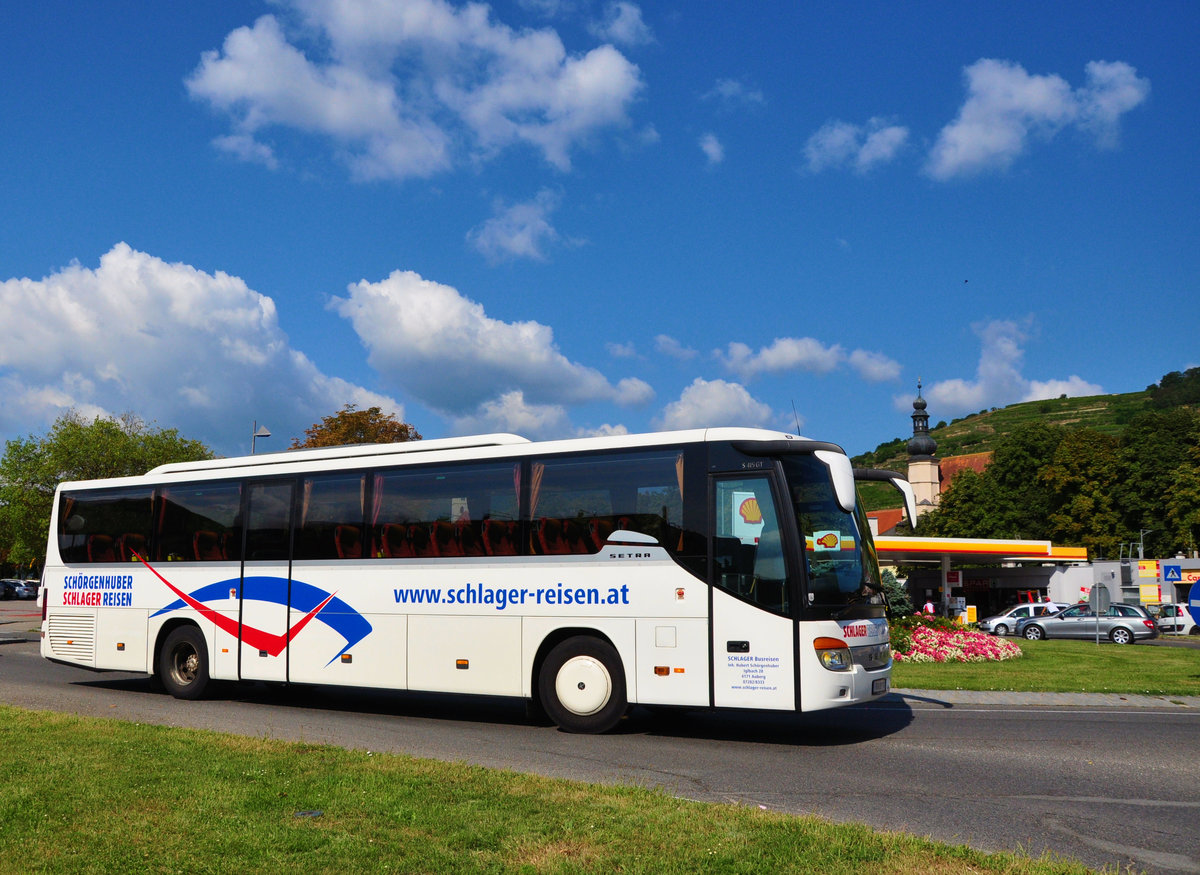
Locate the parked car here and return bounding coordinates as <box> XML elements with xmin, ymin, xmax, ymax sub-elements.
<box><xmin>979</xmin><ymin>602</ymin><xmax>1067</xmax><ymax>636</ymax></box>
<box><xmin>12</xmin><ymin>580</ymin><xmax>38</xmax><ymax>600</ymax></box>
<box><xmin>1147</xmin><ymin>603</ymin><xmax>1198</xmax><ymax>635</ymax></box>
<box><xmin>1018</xmin><ymin>602</ymin><xmax>1158</xmax><ymax>644</ymax></box>
<box><xmin>0</xmin><ymin>580</ymin><xmax>17</xmax><ymax>600</ymax></box>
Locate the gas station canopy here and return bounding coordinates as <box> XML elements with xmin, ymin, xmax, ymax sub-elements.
<box><xmin>875</xmin><ymin>535</ymin><xmax>1088</xmax><ymax>565</ymax></box>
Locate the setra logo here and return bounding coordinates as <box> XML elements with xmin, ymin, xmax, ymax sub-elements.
<box><xmin>138</xmin><ymin>555</ymin><xmax>372</xmax><ymax>665</ymax></box>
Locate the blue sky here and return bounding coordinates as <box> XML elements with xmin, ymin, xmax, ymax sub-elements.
<box><xmin>2</xmin><ymin>1</ymin><xmax>1196</xmax><ymax>458</ymax></box>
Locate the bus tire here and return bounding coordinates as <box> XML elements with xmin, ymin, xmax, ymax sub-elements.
<box><xmin>539</xmin><ymin>636</ymin><xmax>626</xmax><ymax>734</ymax></box>
<box><xmin>159</xmin><ymin>625</ymin><xmax>210</xmax><ymax>700</ymax></box>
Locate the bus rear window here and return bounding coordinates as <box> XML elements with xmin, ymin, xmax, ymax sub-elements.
<box><xmin>58</xmin><ymin>487</ymin><xmax>154</xmax><ymax>564</ymax></box>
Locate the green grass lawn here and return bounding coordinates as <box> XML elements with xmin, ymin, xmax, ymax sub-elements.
<box><xmin>893</xmin><ymin>637</ymin><xmax>1200</xmax><ymax>697</ymax></box>
<box><xmin>0</xmin><ymin>705</ymin><xmax>1095</xmax><ymax>874</ymax></box>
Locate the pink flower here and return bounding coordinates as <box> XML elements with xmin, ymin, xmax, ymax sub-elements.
<box><xmin>894</xmin><ymin>625</ymin><xmax>1021</xmax><ymax>663</ymax></box>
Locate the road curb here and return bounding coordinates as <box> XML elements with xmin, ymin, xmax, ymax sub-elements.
<box><xmin>892</xmin><ymin>687</ymin><xmax>1200</xmax><ymax>709</ymax></box>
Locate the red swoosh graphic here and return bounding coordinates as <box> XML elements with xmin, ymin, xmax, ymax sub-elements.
<box><xmin>134</xmin><ymin>552</ymin><xmax>335</xmax><ymax>657</ymax></box>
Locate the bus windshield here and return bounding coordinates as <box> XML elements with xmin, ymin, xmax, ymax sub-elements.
<box><xmin>780</xmin><ymin>455</ymin><xmax>883</xmax><ymax>617</ymax></box>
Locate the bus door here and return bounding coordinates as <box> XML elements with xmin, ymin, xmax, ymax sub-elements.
<box><xmin>238</xmin><ymin>480</ymin><xmax>295</xmax><ymax>682</ymax></box>
<box><xmin>709</xmin><ymin>475</ymin><xmax>797</xmax><ymax>710</ymax></box>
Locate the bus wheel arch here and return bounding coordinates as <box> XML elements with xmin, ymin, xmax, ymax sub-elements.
<box><xmin>157</xmin><ymin>622</ymin><xmax>211</xmax><ymax>700</ymax></box>
<box><xmin>536</xmin><ymin>632</ymin><xmax>627</xmax><ymax>734</ymax></box>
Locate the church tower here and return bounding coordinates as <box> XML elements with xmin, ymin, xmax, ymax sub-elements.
<box><xmin>906</xmin><ymin>380</ymin><xmax>940</xmax><ymax>518</ymax></box>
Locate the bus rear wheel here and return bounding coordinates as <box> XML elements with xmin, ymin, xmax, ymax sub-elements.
<box><xmin>539</xmin><ymin>637</ymin><xmax>626</xmax><ymax>734</ymax></box>
<box><xmin>159</xmin><ymin>626</ymin><xmax>210</xmax><ymax>700</ymax></box>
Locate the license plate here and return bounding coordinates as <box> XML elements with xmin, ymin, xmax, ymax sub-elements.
<box><xmin>872</xmin><ymin>678</ymin><xmax>888</xmax><ymax>695</ymax></box>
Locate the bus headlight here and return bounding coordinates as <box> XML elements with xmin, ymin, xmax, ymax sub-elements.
<box><xmin>814</xmin><ymin>637</ymin><xmax>852</xmax><ymax>672</ymax></box>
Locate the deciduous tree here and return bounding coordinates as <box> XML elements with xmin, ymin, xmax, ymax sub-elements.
<box><xmin>291</xmin><ymin>405</ymin><xmax>421</xmax><ymax>448</ymax></box>
<box><xmin>1114</xmin><ymin>409</ymin><xmax>1199</xmax><ymax>558</ymax></box>
<box><xmin>1041</xmin><ymin>429</ymin><xmax>1121</xmax><ymax>557</ymax></box>
<box><xmin>0</xmin><ymin>412</ymin><xmax>211</xmax><ymax>570</ymax></box>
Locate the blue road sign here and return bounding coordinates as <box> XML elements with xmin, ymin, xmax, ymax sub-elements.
<box><xmin>1189</xmin><ymin>580</ymin><xmax>1200</xmax><ymax>628</ymax></box>
<box><xmin>1164</xmin><ymin>564</ymin><xmax>1182</xmax><ymax>582</ymax></box>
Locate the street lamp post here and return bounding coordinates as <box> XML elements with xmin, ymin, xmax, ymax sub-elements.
<box><xmin>1137</xmin><ymin>529</ymin><xmax>1153</xmax><ymax>560</ymax></box>
<box><xmin>252</xmin><ymin>421</ymin><xmax>271</xmax><ymax>454</ymax></box>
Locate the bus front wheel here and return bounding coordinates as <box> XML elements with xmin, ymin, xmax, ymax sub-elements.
<box><xmin>159</xmin><ymin>626</ymin><xmax>210</xmax><ymax>700</ymax></box>
<box><xmin>539</xmin><ymin>637</ymin><xmax>626</xmax><ymax>734</ymax></box>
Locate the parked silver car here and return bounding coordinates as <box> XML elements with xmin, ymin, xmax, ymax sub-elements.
<box><xmin>979</xmin><ymin>602</ymin><xmax>1067</xmax><ymax>636</ymax></box>
<box><xmin>0</xmin><ymin>578</ymin><xmax>38</xmax><ymax>600</ymax></box>
<box><xmin>1018</xmin><ymin>602</ymin><xmax>1158</xmax><ymax>644</ymax></box>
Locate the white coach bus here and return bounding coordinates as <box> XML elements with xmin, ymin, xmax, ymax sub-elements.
<box><xmin>40</xmin><ymin>428</ymin><xmax>906</xmax><ymax>733</ymax></box>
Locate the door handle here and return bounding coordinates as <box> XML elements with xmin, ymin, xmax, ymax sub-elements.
<box><xmin>726</xmin><ymin>640</ymin><xmax>749</xmax><ymax>653</ymax></box>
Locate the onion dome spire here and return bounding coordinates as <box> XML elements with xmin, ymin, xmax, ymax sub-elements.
<box><xmin>906</xmin><ymin>378</ymin><xmax>937</xmax><ymax>458</ymax></box>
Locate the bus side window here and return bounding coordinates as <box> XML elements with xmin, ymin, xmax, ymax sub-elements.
<box><xmin>155</xmin><ymin>483</ymin><xmax>242</xmax><ymax>562</ymax></box>
<box><xmin>58</xmin><ymin>487</ymin><xmax>154</xmax><ymax>564</ymax></box>
<box><xmin>370</xmin><ymin>462</ymin><xmax>518</xmax><ymax>559</ymax></box>
<box><xmin>528</xmin><ymin>450</ymin><xmax>684</xmax><ymax>556</ymax></box>
<box><xmin>294</xmin><ymin>473</ymin><xmax>365</xmax><ymax>561</ymax></box>
<box><xmin>245</xmin><ymin>482</ymin><xmax>294</xmax><ymax>561</ymax></box>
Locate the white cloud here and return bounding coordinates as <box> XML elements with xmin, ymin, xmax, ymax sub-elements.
<box><xmin>607</xmin><ymin>340</ymin><xmax>638</xmax><ymax>358</ymax></box>
<box><xmin>702</xmin><ymin>78</ymin><xmax>765</xmax><ymax>110</ymax></box>
<box><xmin>1024</xmin><ymin>376</ymin><xmax>1103</xmax><ymax>402</ymax></box>
<box><xmin>583</xmin><ymin>422</ymin><xmax>630</xmax><ymax>437</ymax></box>
<box><xmin>467</xmin><ymin>189</ymin><xmax>566</xmax><ymax>263</ymax></box>
<box><xmin>449</xmin><ymin>390</ymin><xmax>632</xmax><ymax>440</ymax></box>
<box><xmin>909</xmin><ymin>319</ymin><xmax>1102</xmax><ymax>415</ymax></box>
<box><xmin>655</xmin><ymin>334</ymin><xmax>697</xmax><ymax>361</ymax></box>
<box><xmin>187</xmin><ymin>1</ymin><xmax>644</xmax><ymax>179</ymax></box>
<box><xmin>926</xmin><ymin>59</ymin><xmax>1149</xmax><ymax>180</ymax></box>
<box><xmin>848</xmin><ymin>349</ymin><xmax>902</xmax><ymax>382</ymax></box>
<box><xmin>716</xmin><ymin>337</ymin><xmax>844</xmax><ymax>381</ymax></box>
<box><xmin>330</xmin><ymin>268</ymin><xmax>654</xmax><ymax>418</ymax></box>
<box><xmin>213</xmin><ymin>133</ymin><xmax>279</xmax><ymax>169</ymax></box>
<box><xmin>699</xmin><ymin>132</ymin><xmax>724</xmax><ymax>166</ymax></box>
<box><xmin>857</xmin><ymin>124</ymin><xmax>910</xmax><ymax>172</ymax></box>
<box><xmin>0</xmin><ymin>244</ymin><xmax>401</xmax><ymax>452</ymax></box>
<box><xmin>589</xmin><ymin>2</ymin><xmax>654</xmax><ymax>47</ymax></box>
<box><xmin>804</xmin><ymin>117</ymin><xmax>908</xmax><ymax>173</ymax></box>
<box><xmin>656</xmin><ymin>378</ymin><xmax>774</xmax><ymax>430</ymax></box>
<box><xmin>449</xmin><ymin>390</ymin><xmax>571</xmax><ymax>439</ymax></box>
<box><xmin>1078</xmin><ymin>61</ymin><xmax>1152</xmax><ymax>147</ymax></box>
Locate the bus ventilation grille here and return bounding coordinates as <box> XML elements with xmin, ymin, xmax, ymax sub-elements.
<box><xmin>47</xmin><ymin>614</ymin><xmax>97</xmax><ymax>662</ymax></box>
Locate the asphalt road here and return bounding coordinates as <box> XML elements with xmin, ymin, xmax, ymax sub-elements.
<box><xmin>3</xmin><ymin>609</ymin><xmax>1199</xmax><ymax>873</ymax></box>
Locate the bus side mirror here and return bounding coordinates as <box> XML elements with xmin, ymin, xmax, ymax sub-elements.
<box><xmin>815</xmin><ymin>450</ymin><xmax>857</xmax><ymax>515</ymax></box>
<box><xmin>852</xmin><ymin>468</ymin><xmax>919</xmax><ymax>526</ymax></box>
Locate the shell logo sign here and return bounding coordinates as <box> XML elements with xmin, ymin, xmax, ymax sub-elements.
<box><xmin>813</xmin><ymin>530</ymin><xmax>842</xmax><ymax>551</ymax></box>
<box><xmin>731</xmin><ymin>491</ymin><xmax>765</xmax><ymax>544</ymax></box>
<box><xmin>738</xmin><ymin>497</ymin><xmax>762</xmax><ymax>525</ymax></box>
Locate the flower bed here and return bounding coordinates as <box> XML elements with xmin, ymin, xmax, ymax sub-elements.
<box><xmin>891</xmin><ymin>616</ymin><xmax>1022</xmax><ymax>663</ymax></box>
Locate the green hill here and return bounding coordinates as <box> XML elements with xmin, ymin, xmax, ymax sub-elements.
<box><xmin>854</xmin><ymin>390</ymin><xmax>1154</xmax><ymax>471</ymax></box>
<box><xmin>852</xmin><ymin>389</ymin><xmax>1156</xmax><ymax>512</ymax></box>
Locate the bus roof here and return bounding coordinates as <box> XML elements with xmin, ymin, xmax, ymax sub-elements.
<box><xmin>146</xmin><ymin>433</ymin><xmax>532</xmax><ymax>476</ymax></box>
<box><xmin>62</xmin><ymin>427</ymin><xmax>833</xmax><ymax>491</ymax></box>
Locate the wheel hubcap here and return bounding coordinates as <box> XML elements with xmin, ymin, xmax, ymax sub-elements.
<box><xmin>175</xmin><ymin>647</ymin><xmax>198</xmax><ymax>682</ymax></box>
<box><xmin>555</xmin><ymin>656</ymin><xmax>612</xmax><ymax>716</ymax></box>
